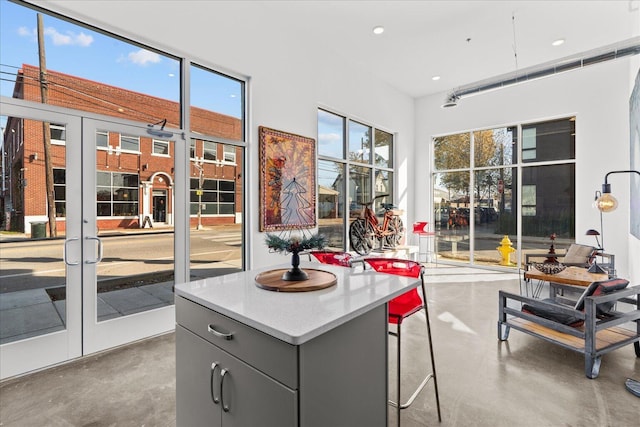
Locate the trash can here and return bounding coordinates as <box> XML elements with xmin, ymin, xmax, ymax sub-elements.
<box><xmin>30</xmin><ymin>221</ymin><xmax>46</xmax><ymax>238</ymax></box>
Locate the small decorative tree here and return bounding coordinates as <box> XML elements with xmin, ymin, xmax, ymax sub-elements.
<box><xmin>265</xmin><ymin>232</ymin><xmax>327</xmax><ymax>281</ymax></box>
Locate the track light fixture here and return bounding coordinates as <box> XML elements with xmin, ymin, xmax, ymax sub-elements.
<box><xmin>441</xmin><ymin>93</ymin><xmax>459</xmax><ymax>109</ymax></box>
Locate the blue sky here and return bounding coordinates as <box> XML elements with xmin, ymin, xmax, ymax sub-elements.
<box><xmin>0</xmin><ymin>0</ymin><xmax>242</xmax><ymax>124</ymax></box>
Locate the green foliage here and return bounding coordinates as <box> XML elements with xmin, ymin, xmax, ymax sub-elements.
<box><xmin>265</xmin><ymin>233</ymin><xmax>327</xmax><ymax>253</ymax></box>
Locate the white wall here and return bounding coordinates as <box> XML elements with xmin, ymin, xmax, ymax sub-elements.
<box><xmin>415</xmin><ymin>58</ymin><xmax>639</xmax><ymax>282</ymax></box>
<box><xmin>33</xmin><ymin>0</ymin><xmax>415</xmax><ymax>269</ymax></box>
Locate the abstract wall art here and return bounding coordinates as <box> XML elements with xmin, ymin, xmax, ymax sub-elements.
<box><xmin>259</xmin><ymin>126</ymin><xmax>316</xmax><ymax>231</ymax></box>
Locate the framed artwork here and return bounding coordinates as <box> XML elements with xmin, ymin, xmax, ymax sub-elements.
<box><xmin>259</xmin><ymin>126</ymin><xmax>316</xmax><ymax>231</ymax></box>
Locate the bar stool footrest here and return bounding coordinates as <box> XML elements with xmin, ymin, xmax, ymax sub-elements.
<box><xmin>388</xmin><ymin>373</ymin><xmax>433</xmax><ymax>409</ymax></box>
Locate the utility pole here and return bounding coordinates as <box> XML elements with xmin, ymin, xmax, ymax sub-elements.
<box><xmin>193</xmin><ymin>159</ymin><xmax>204</xmax><ymax>230</ymax></box>
<box><xmin>37</xmin><ymin>13</ymin><xmax>57</xmax><ymax>237</ymax></box>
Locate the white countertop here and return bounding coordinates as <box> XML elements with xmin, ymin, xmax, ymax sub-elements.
<box><xmin>174</xmin><ymin>261</ymin><xmax>420</xmax><ymax>345</ymax></box>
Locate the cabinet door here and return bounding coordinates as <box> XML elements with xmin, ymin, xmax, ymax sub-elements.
<box><xmin>176</xmin><ymin>326</ymin><xmax>222</xmax><ymax>427</ymax></box>
<box><xmin>177</xmin><ymin>325</ymin><xmax>298</xmax><ymax>427</ymax></box>
<box><xmin>221</xmin><ymin>347</ymin><xmax>298</xmax><ymax>427</ymax></box>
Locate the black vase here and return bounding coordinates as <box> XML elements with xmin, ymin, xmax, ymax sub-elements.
<box><xmin>282</xmin><ymin>250</ymin><xmax>309</xmax><ymax>281</ymax></box>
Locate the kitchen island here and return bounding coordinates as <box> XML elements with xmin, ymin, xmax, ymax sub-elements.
<box><xmin>174</xmin><ymin>261</ymin><xmax>420</xmax><ymax>427</ymax></box>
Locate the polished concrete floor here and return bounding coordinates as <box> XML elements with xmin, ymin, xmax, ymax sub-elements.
<box><xmin>1</xmin><ymin>265</ymin><xmax>638</xmax><ymax>426</ymax></box>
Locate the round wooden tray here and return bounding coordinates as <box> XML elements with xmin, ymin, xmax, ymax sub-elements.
<box><xmin>255</xmin><ymin>268</ymin><xmax>337</xmax><ymax>292</ymax></box>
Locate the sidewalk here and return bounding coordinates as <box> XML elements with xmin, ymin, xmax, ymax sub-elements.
<box><xmin>0</xmin><ymin>280</ymin><xmax>174</xmax><ymax>345</ymax></box>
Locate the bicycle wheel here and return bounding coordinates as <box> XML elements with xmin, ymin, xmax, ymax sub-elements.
<box><xmin>384</xmin><ymin>216</ymin><xmax>404</xmax><ymax>249</ymax></box>
<box><xmin>349</xmin><ymin>218</ymin><xmax>375</xmax><ymax>255</ymax></box>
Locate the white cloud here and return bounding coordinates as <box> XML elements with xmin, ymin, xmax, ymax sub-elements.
<box><xmin>319</xmin><ymin>132</ymin><xmax>342</xmax><ymax>144</ymax></box>
<box><xmin>44</xmin><ymin>27</ymin><xmax>93</xmax><ymax>46</ymax></box>
<box><xmin>127</xmin><ymin>49</ymin><xmax>161</xmax><ymax>66</ymax></box>
<box><xmin>17</xmin><ymin>26</ymin><xmax>34</xmax><ymax>38</ymax></box>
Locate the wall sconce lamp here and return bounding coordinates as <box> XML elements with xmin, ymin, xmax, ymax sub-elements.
<box><xmin>595</xmin><ymin>170</ymin><xmax>640</xmax><ymax>212</ymax></box>
<box><xmin>29</xmin><ymin>153</ymin><xmax>38</xmax><ymax>162</ymax></box>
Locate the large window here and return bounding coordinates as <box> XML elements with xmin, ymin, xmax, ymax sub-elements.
<box><xmin>318</xmin><ymin>108</ymin><xmax>395</xmax><ymax>250</ymax></box>
<box><xmin>433</xmin><ymin>117</ymin><xmax>575</xmax><ymax>268</ymax></box>
<box><xmin>53</xmin><ymin>168</ymin><xmax>66</xmax><ymax>217</ymax></box>
<box><xmin>189</xmin><ymin>178</ymin><xmax>236</xmax><ymax>215</ymax></box>
<box><xmin>97</xmin><ymin>171</ymin><xmax>139</xmax><ymax>216</ymax></box>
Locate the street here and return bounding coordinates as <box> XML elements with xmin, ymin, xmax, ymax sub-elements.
<box><xmin>0</xmin><ymin>228</ymin><xmax>242</xmax><ymax>294</ymax></box>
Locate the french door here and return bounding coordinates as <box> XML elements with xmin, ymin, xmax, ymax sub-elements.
<box><xmin>0</xmin><ymin>102</ymin><xmax>175</xmax><ymax>379</ymax></box>
<box><xmin>81</xmin><ymin>118</ymin><xmax>175</xmax><ymax>354</ymax></box>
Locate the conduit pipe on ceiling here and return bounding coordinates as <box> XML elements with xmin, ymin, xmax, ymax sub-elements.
<box><xmin>443</xmin><ymin>37</ymin><xmax>640</xmax><ymax>107</ymax></box>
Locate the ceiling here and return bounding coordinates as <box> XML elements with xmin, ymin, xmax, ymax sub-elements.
<box><xmin>258</xmin><ymin>0</ymin><xmax>639</xmax><ymax>98</ymax></box>
<box><xmin>35</xmin><ymin>0</ymin><xmax>640</xmax><ymax>100</ymax></box>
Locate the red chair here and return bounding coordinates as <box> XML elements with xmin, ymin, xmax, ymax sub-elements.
<box><xmin>412</xmin><ymin>221</ymin><xmax>437</xmax><ymax>264</ymax></box>
<box><xmin>364</xmin><ymin>257</ymin><xmax>441</xmax><ymax>425</ymax></box>
<box><xmin>308</xmin><ymin>250</ymin><xmax>353</xmax><ymax>267</ymax></box>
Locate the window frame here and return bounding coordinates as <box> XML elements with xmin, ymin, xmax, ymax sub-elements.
<box><xmin>317</xmin><ymin>107</ymin><xmax>396</xmax><ymax>250</ymax></box>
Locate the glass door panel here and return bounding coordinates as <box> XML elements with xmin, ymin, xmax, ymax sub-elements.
<box><xmin>0</xmin><ymin>108</ymin><xmax>82</xmax><ymax>379</ymax></box>
<box><xmin>82</xmin><ymin>118</ymin><xmax>175</xmax><ymax>354</ymax></box>
<box><xmin>472</xmin><ymin>167</ymin><xmax>517</xmax><ymax>267</ymax></box>
<box><xmin>189</xmin><ymin>140</ymin><xmax>244</xmax><ymax>279</ymax></box>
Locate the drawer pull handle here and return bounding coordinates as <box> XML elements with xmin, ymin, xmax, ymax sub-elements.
<box><xmin>207</xmin><ymin>324</ymin><xmax>234</xmax><ymax>340</ymax></box>
<box><xmin>220</xmin><ymin>368</ymin><xmax>230</xmax><ymax>412</ymax></box>
<box><xmin>210</xmin><ymin>362</ymin><xmax>220</xmax><ymax>404</ymax></box>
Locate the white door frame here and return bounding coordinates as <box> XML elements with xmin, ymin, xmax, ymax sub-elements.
<box><xmin>81</xmin><ymin>118</ymin><xmax>174</xmax><ymax>355</ymax></box>
<box><xmin>0</xmin><ymin>101</ymin><xmax>82</xmax><ymax>379</ymax></box>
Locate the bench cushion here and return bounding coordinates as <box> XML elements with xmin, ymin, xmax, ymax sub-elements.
<box><xmin>522</xmin><ymin>299</ymin><xmax>584</xmax><ymax>327</ymax></box>
<box><xmin>574</xmin><ymin>278</ymin><xmax>629</xmax><ymax>314</ymax></box>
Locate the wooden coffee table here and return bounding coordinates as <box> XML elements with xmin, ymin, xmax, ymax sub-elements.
<box><xmin>524</xmin><ymin>266</ymin><xmax>608</xmax><ymax>299</ymax></box>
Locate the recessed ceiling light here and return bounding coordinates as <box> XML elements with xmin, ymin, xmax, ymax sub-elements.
<box><xmin>432</xmin><ymin>76</ymin><xmax>441</xmax><ymax>81</ymax></box>
<box><xmin>372</xmin><ymin>26</ymin><xmax>385</xmax><ymax>35</ymax></box>
<box><xmin>552</xmin><ymin>38</ymin><xmax>565</xmax><ymax>46</ymax></box>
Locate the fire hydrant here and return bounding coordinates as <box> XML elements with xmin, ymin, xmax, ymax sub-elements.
<box><xmin>497</xmin><ymin>235</ymin><xmax>515</xmax><ymax>266</ymax></box>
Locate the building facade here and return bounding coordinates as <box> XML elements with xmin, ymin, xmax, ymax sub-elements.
<box><xmin>3</xmin><ymin>64</ymin><xmax>243</xmax><ymax>235</ymax></box>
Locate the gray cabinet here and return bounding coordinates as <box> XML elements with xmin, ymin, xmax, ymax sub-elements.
<box><xmin>176</xmin><ymin>295</ymin><xmax>388</xmax><ymax>427</ymax></box>
<box><xmin>176</xmin><ymin>325</ymin><xmax>297</xmax><ymax>427</ymax></box>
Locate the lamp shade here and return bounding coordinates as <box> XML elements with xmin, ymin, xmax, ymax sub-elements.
<box><xmin>595</xmin><ymin>193</ymin><xmax>618</xmax><ymax>212</ymax></box>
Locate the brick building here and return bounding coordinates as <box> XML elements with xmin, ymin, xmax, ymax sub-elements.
<box><xmin>2</xmin><ymin>64</ymin><xmax>243</xmax><ymax>235</ymax></box>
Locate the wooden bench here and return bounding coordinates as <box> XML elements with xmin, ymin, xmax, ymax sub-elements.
<box><xmin>498</xmin><ymin>286</ymin><xmax>640</xmax><ymax>378</ymax></box>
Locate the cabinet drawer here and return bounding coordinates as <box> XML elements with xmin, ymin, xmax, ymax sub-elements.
<box><xmin>176</xmin><ymin>296</ymin><xmax>298</xmax><ymax>388</ymax></box>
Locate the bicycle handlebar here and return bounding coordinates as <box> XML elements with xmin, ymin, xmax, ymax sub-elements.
<box><xmin>356</xmin><ymin>194</ymin><xmax>391</xmax><ymax>207</ymax></box>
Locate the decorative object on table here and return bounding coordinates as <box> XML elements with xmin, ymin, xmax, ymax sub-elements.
<box><xmin>259</xmin><ymin>126</ymin><xmax>316</xmax><ymax>231</ymax></box>
<box><xmin>532</xmin><ymin>262</ymin><xmax>567</xmax><ymax>275</ymax></box>
<box><xmin>265</xmin><ymin>231</ymin><xmax>327</xmax><ymax>281</ymax></box>
<box><xmin>585</xmin><ymin>229</ymin><xmax>607</xmax><ymax>274</ymax></box>
<box><xmin>254</xmin><ymin>268</ymin><xmax>337</xmax><ymax>292</ymax></box>
<box><xmin>544</xmin><ymin>233</ymin><xmax>558</xmax><ymax>263</ymax></box>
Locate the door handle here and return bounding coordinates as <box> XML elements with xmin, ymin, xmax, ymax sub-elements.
<box><xmin>63</xmin><ymin>237</ymin><xmax>80</xmax><ymax>266</ymax></box>
<box><xmin>220</xmin><ymin>368</ymin><xmax>230</xmax><ymax>412</ymax></box>
<box><xmin>85</xmin><ymin>236</ymin><xmax>103</xmax><ymax>264</ymax></box>
<box><xmin>210</xmin><ymin>362</ymin><xmax>220</xmax><ymax>404</ymax></box>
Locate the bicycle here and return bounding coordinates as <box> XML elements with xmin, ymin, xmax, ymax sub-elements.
<box><xmin>349</xmin><ymin>194</ymin><xmax>404</xmax><ymax>255</ymax></box>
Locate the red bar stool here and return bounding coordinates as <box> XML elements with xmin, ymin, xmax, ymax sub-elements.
<box><xmin>363</xmin><ymin>257</ymin><xmax>442</xmax><ymax>425</ymax></box>
<box><xmin>412</xmin><ymin>221</ymin><xmax>437</xmax><ymax>264</ymax></box>
<box><xmin>308</xmin><ymin>250</ymin><xmax>353</xmax><ymax>267</ymax></box>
